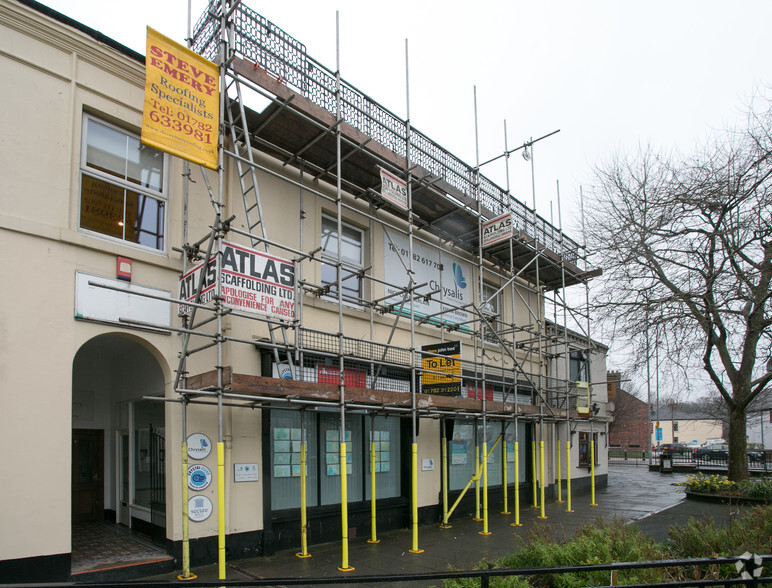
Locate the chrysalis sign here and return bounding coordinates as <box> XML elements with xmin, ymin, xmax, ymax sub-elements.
<box><xmin>383</xmin><ymin>232</ymin><xmax>470</xmax><ymax>329</ymax></box>
<box><xmin>179</xmin><ymin>241</ymin><xmax>295</xmax><ymax>320</ymax></box>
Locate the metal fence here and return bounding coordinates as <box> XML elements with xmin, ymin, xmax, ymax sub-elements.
<box><xmin>610</xmin><ymin>449</ymin><xmax>772</xmax><ymax>473</ymax></box>
<box><xmin>5</xmin><ymin>554</ymin><xmax>769</xmax><ymax>587</ymax></box>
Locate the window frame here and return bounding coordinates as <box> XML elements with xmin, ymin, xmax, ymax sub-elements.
<box><xmin>78</xmin><ymin>114</ymin><xmax>169</xmax><ymax>253</ymax></box>
<box><xmin>320</xmin><ymin>214</ymin><xmax>365</xmax><ymax>304</ymax></box>
<box><xmin>578</xmin><ymin>431</ymin><xmax>599</xmax><ymax>466</ymax></box>
<box><xmin>569</xmin><ymin>350</ymin><xmax>588</xmax><ymax>382</ymax></box>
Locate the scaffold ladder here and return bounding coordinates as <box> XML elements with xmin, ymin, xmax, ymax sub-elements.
<box><xmin>223</xmin><ymin>71</ymin><xmax>296</xmax><ymax>378</ymax></box>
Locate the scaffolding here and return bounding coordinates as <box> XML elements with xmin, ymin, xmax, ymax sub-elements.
<box><xmin>166</xmin><ymin>0</ymin><xmax>604</xmax><ymax>576</ymax></box>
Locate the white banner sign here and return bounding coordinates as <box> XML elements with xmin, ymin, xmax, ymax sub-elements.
<box><xmin>220</xmin><ymin>241</ymin><xmax>295</xmax><ymax>319</ymax></box>
<box><xmin>380</xmin><ymin>168</ymin><xmax>408</xmax><ymax>210</ymax></box>
<box><xmin>383</xmin><ymin>232</ymin><xmax>470</xmax><ymax>328</ymax></box>
<box><xmin>481</xmin><ymin>212</ymin><xmax>514</xmax><ymax>248</ymax></box>
<box><xmin>178</xmin><ymin>241</ymin><xmax>296</xmax><ymax>320</ymax></box>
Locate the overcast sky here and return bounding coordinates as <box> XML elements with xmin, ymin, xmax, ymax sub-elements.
<box><xmin>37</xmin><ymin>0</ymin><xmax>772</xmax><ymax>380</ymax></box>
<box><xmin>40</xmin><ymin>0</ymin><xmax>772</xmax><ymax>230</ymax></box>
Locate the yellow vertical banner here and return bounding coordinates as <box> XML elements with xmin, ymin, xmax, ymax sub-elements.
<box><xmin>142</xmin><ymin>27</ymin><xmax>219</xmax><ymax>169</ymax></box>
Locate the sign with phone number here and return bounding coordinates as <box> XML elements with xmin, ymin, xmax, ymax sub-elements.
<box><xmin>141</xmin><ymin>27</ymin><xmax>219</xmax><ymax>169</ymax></box>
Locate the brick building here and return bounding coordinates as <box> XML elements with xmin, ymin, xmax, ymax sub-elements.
<box><xmin>607</xmin><ymin>372</ymin><xmax>649</xmax><ymax>450</ymax></box>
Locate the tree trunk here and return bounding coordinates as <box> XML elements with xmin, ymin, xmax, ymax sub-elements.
<box><xmin>727</xmin><ymin>404</ymin><xmax>748</xmax><ymax>481</ymax></box>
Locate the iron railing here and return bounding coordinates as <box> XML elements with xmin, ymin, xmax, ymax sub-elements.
<box><xmin>191</xmin><ymin>1</ymin><xmax>582</xmax><ymax>266</ymax></box>
<box><xmin>7</xmin><ymin>554</ymin><xmax>769</xmax><ymax>587</ymax></box>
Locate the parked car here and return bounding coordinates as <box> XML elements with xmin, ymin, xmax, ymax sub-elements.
<box><xmin>694</xmin><ymin>443</ymin><xmax>728</xmax><ymax>461</ymax></box>
<box><xmin>660</xmin><ymin>443</ymin><xmax>688</xmax><ymax>455</ymax></box>
<box><xmin>747</xmin><ymin>447</ymin><xmax>765</xmax><ymax>462</ymax></box>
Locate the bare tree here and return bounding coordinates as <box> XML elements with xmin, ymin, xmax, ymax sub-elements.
<box><xmin>584</xmin><ymin>97</ymin><xmax>772</xmax><ymax>481</ymax></box>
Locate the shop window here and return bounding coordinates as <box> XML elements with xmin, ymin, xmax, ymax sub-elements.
<box><xmin>80</xmin><ymin>116</ymin><xmax>167</xmax><ymax>251</ymax></box>
<box><xmin>320</xmin><ymin>215</ymin><xmax>364</xmax><ymax>302</ymax></box>
<box><xmin>448</xmin><ymin>420</ymin><xmax>526</xmax><ymax>491</ymax></box>
<box><xmin>270</xmin><ymin>412</ymin><xmax>400</xmax><ymax>511</ymax></box>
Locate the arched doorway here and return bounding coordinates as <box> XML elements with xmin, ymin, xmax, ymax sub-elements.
<box><xmin>71</xmin><ymin>334</ymin><xmax>170</xmax><ymax>574</ymax></box>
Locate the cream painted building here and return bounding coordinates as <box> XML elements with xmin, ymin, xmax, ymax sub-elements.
<box><xmin>0</xmin><ymin>0</ymin><xmax>606</xmax><ymax>582</ymax></box>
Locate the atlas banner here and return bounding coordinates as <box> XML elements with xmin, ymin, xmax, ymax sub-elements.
<box><xmin>481</xmin><ymin>212</ymin><xmax>514</xmax><ymax>248</ymax></box>
<box><xmin>383</xmin><ymin>232</ymin><xmax>471</xmax><ymax>328</ymax></box>
<box><xmin>421</xmin><ymin>341</ymin><xmax>461</xmax><ymax>396</ymax></box>
<box><xmin>380</xmin><ymin>168</ymin><xmax>408</xmax><ymax>210</ymax></box>
<box><xmin>178</xmin><ymin>254</ymin><xmax>217</xmax><ymax>316</ymax></box>
<box><xmin>178</xmin><ymin>241</ymin><xmax>295</xmax><ymax>320</ymax></box>
<box><xmin>142</xmin><ymin>27</ymin><xmax>218</xmax><ymax>169</ymax></box>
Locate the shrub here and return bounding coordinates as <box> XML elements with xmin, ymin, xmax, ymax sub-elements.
<box><xmin>666</xmin><ymin>505</ymin><xmax>772</xmax><ymax>579</ymax></box>
<box><xmin>442</xmin><ymin>505</ymin><xmax>772</xmax><ymax>587</ymax></box>
<box><xmin>442</xmin><ymin>519</ymin><xmax>668</xmax><ymax>588</ymax></box>
<box><xmin>738</xmin><ymin>477</ymin><xmax>772</xmax><ymax>500</ymax></box>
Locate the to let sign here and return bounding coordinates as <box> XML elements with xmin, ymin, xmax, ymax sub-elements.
<box><xmin>421</xmin><ymin>341</ymin><xmax>461</xmax><ymax>396</ymax></box>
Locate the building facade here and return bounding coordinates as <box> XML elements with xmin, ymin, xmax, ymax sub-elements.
<box><xmin>0</xmin><ymin>0</ymin><xmax>607</xmax><ymax>581</ymax></box>
<box><xmin>607</xmin><ymin>373</ymin><xmax>649</xmax><ymax>451</ymax></box>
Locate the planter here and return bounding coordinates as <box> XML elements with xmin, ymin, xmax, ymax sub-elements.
<box><xmin>684</xmin><ymin>491</ymin><xmax>769</xmax><ymax>505</ymax></box>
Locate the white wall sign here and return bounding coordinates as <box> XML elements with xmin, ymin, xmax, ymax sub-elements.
<box><xmin>379</xmin><ymin>168</ymin><xmax>408</xmax><ymax>210</ymax></box>
<box><xmin>187</xmin><ymin>433</ymin><xmax>212</xmax><ymax>460</ymax></box>
<box><xmin>75</xmin><ymin>271</ymin><xmax>171</xmax><ymax>329</ymax></box>
<box><xmin>422</xmin><ymin>458</ymin><xmax>435</xmax><ymax>471</ymax></box>
<box><xmin>187</xmin><ymin>464</ymin><xmax>212</xmax><ymax>491</ymax></box>
<box><xmin>383</xmin><ymin>232</ymin><xmax>471</xmax><ymax>328</ymax></box>
<box><xmin>481</xmin><ymin>213</ymin><xmax>514</xmax><ymax>248</ymax></box>
<box><xmin>188</xmin><ymin>495</ymin><xmax>213</xmax><ymax>522</ymax></box>
<box><xmin>234</xmin><ymin>463</ymin><xmax>259</xmax><ymax>482</ymax></box>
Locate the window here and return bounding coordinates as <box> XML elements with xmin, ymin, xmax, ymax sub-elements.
<box><xmin>270</xmin><ymin>411</ymin><xmax>400</xmax><ymax>510</ymax></box>
<box><xmin>578</xmin><ymin>431</ymin><xmax>598</xmax><ymax>466</ymax></box>
<box><xmin>80</xmin><ymin>116</ymin><xmax>167</xmax><ymax>250</ymax></box>
<box><xmin>320</xmin><ymin>215</ymin><xmax>364</xmax><ymax>302</ymax></box>
<box><xmin>569</xmin><ymin>350</ymin><xmax>588</xmax><ymax>382</ymax></box>
<box><xmin>448</xmin><ymin>420</ymin><xmax>526</xmax><ymax>491</ymax></box>
<box><xmin>480</xmin><ymin>283</ymin><xmax>501</xmax><ymax>344</ymax></box>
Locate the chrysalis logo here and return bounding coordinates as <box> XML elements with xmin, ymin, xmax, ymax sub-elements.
<box><xmin>452</xmin><ymin>263</ymin><xmax>467</xmax><ymax>289</ymax></box>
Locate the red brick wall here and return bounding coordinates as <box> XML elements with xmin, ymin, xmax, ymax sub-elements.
<box><xmin>608</xmin><ymin>387</ymin><xmax>649</xmax><ymax>449</ymax></box>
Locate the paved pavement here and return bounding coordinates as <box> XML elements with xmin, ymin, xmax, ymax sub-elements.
<box><xmin>144</xmin><ymin>465</ymin><xmax>749</xmax><ymax>586</ymax></box>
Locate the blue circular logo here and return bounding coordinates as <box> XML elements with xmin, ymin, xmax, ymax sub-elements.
<box><xmin>187</xmin><ymin>464</ymin><xmax>212</xmax><ymax>490</ymax></box>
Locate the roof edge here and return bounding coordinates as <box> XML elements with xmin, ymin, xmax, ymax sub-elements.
<box><xmin>15</xmin><ymin>0</ymin><xmax>144</xmax><ymax>64</ymax></box>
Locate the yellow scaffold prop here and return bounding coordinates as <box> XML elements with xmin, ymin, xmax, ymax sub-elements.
<box><xmin>500</xmin><ymin>427</ymin><xmax>510</xmax><ymax>516</ymax></box>
<box><xmin>510</xmin><ymin>440</ymin><xmax>522</xmax><ymax>527</ymax></box>
<box><xmin>566</xmin><ymin>440</ymin><xmax>574</xmax><ymax>513</ymax></box>
<box><xmin>296</xmin><ymin>441</ymin><xmax>311</xmax><ymax>558</ymax></box>
<box><xmin>531</xmin><ymin>441</ymin><xmax>538</xmax><ymax>509</ymax></box>
<box><xmin>537</xmin><ymin>440</ymin><xmax>547</xmax><ymax>519</ymax></box>
<box><xmin>590</xmin><ymin>439</ymin><xmax>598</xmax><ymax>507</ymax></box>
<box><xmin>178</xmin><ymin>441</ymin><xmax>197</xmax><ymax>581</ymax></box>
<box><xmin>367</xmin><ymin>435</ymin><xmax>379</xmax><ymax>544</ymax></box>
<box><xmin>556</xmin><ymin>435</ymin><xmax>563</xmax><ymax>503</ymax></box>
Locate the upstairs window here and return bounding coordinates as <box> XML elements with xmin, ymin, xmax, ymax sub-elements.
<box><xmin>320</xmin><ymin>215</ymin><xmax>364</xmax><ymax>302</ymax></box>
<box><xmin>80</xmin><ymin>116</ymin><xmax>167</xmax><ymax>251</ymax></box>
<box><xmin>569</xmin><ymin>350</ymin><xmax>588</xmax><ymax>382</ymax></box>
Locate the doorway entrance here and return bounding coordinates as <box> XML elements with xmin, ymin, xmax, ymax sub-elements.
<box><xmin>72</xmin><ymin>429</ymin><xmax>104</xmax><ymax>523</ymax></box>
<box><xmin>71</xmin><ymin>334</ymin><xmax>169</xmax><ymax>575</ymax></box>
